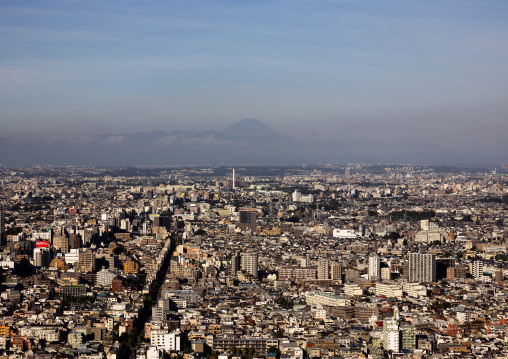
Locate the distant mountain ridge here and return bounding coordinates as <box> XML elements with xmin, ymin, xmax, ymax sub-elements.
<box><xmin>221</xmin><ymin>118</ymin><xmax>289</xmax><ymax>142</ymax></box>
<box><xmin>0</xmin><ymin>118</ymin><xmax>503</xmax><ymax>166</ymax></box>
<box><xmin>93</xmin><ymin>119</ymin><xmax>289</xmax><ymax>144</ymax></box>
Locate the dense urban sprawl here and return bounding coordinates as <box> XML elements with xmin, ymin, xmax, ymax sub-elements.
<box><xmin>0</xmin><ymin>164</ymin><xmax>507</xmax><ymax>359</ymax></box>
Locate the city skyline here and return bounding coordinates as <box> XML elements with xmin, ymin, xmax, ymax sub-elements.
<box><xmin>0</xmin><ymin>157</ymin><xmax>508</xmax><ymax>357</ymax></box>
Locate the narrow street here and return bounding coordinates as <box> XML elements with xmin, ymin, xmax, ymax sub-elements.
<box><xmin>123</xmin><ymin>234</ymin><xmax>177</xmax><ymax>359</ymax></box>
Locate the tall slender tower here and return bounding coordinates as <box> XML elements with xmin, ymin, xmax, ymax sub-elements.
<box><xmin>0</xmin><ymin>205</ymin><xmax>5</xmax><ymax>246</ymax></box>
<box><xmin>232</xmin><ymin>168</ymin><xmax>236</xmax><ymax>189</ymax></box>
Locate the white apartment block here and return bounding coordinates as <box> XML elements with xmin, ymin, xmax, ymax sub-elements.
<box><xmin>18</xmin><ymin>327</ymin><xmax>60</xmax><ymax>342</ymax></box>
<box><xmin>150</xmin><ymin>330</ymin><xmax>181</xmax><ymax>352</ymax></box>
<box><xmin>402</xmin><ymin>282</ymin><xmax>427</xmax><ymax>297</ymax></box>
<box><xmin>415</xmin><ymin>220</ymin><xmax>443</xmax><ymax>244</ymax></box>
<box><xmin>96</xmin><ymin>269</ymin><xmax>117</xmax><ymax>287</ymax></box>
<box><xmin>305</xmin><ymin>292</ymin><xmax>350</xmax><ymax>307</ymax></box>
<box><xmin>145</xmin><ymin>346</ymin><xmax>163</xmax><ymax>359</ymax></box>
<box><xmin>472</xmin><ymin>260</ymin><xmax>484</xmax><ymax>280</ymax></box>
<box><xmin>375</xmin><ymin>282</ymin><xmax>403</xmax><ymax>298</ymax></box>
<box><xmin>344</xmin><ymin>283</ymin><xmax>363</xmax><ymax>296</ymax></box>
<box><xmin>382</xmin><ymin>317</ymin><xmax>400</xmax><ymax>353</ymax></box>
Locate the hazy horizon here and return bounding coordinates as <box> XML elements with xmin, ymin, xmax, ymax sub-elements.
<box><xmin>1</xmin><ymin>1</ymin><xmax>508</xmax><ymax>165</ymax></box>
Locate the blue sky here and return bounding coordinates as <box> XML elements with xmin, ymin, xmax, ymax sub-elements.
<box><xmin>1</xmin><ymin>0</ymin><xmax>508</xmax><ymax>155</ymax></box>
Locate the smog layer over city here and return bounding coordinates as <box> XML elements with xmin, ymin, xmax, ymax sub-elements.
<box><xmin>1</xmin><ymin>1</ymin><xmax>508</xmax><ymax>359</ymax></box>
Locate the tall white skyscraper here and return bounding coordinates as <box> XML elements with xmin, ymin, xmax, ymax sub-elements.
<box><xmin>369</xmin><ymin>256</ymin><xmax>381</xmax><ymax>281</ymax></box>
<box><xmin>408</xmin><ymin>253</ymin><xmax>436</xmax><ymax>283</ymax></box>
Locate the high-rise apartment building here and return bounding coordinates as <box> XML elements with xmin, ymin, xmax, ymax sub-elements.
<box><xmin>317</xmin><ymin>259</ymin><xmax>330</xmax><ymax>280</ymax></box>
<box><xmin>436</xmin><ymin>258</ymin><xmax>455</xmax><ymax>280</ymax></box>
<box><xmin>408</xmin><ymin>253</ymin><xmax>436</xmax><ymax>283</ymax></box>
<box><xmin>154</xmin><ymin>214</ymin><xmax>172</xmax><ymax>231</ymax></box>
<box><xmin>231</xmin><ymin>253</ymin><xmax>241</xmax><ymax>275</ymax></box>
<box><xmin>368</xmin><ymin>256</ymin><xmax>381</xmax><ymax>281</ymax></box>
<box><xmin>152</xmin><ymin>306</ymin><xmax>166</xmax><ymax>322</ymax></box>
<box><xmin>446</xmin><ymin>266</ymin><xmax>467</xmax><ymax>279</ymax></box>
<box><xmin>33</xmin><ymin>247</ymin><xmax>51</xmax><ymax>267</ymax></box>
<box><xmin>69</xmin><ymin>233</ymin><xmax>81</xmax><ymax>250</ymax></box>
<box><xmin>292</xmin><ymin>190</ymin><xmax>302</xmax><ymax>202</ymax></box>
<box><xmin>381</xmin><ymin>267</ymin><xmax>392</xmax><ymax>280</ymax></box>
<box><xmin>77</xmin><ymin>249</ymin><xmax>96</xmax><ymax>272</ymax></box>
<box><xmin>238</xmin><ymin>209</ymin><xmax>257</xmax><ymax>233</ymax></box>
<box><xmin>415</xmin><ymin>220</ymin><xmax>443</xmax><ymax>244</ymax></box>
<box><xmin>472</xmin><ymin>261</ymin><xmax>484</xmax><ymax>280</ymax></box>
<box><xmin>53</xmin><ymin>236</ymin><xmax>69</xmax><ymax>254</ymax></box>
<box><xmin>382</xmin><ymin>311</ymin><xmax>416</xmax><ymax>353</ymax></box>
<box><xmin>383</xmin><ymin>314</ymin><xmax>400</xmax><ymax>353</ymax></box>
<box><xmin>400</xmin><ymin>322</ymin><xmax>416</xmax><ymax>352</ymax></box>
<box><xmin>241</xmin><ymin>253</ymin><xmax>258</xmax><ymax>278</ymax></box>
<box><xmin>330</xmin><ymin>262</ymin><xmax>342</xmax><ymax>281</ymax></box>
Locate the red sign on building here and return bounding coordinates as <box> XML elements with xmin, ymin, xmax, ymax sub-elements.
<box><xmin>36</xmin><ymin>241</ymin><xmax>49</xmax><ymax>248</ymax></box>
